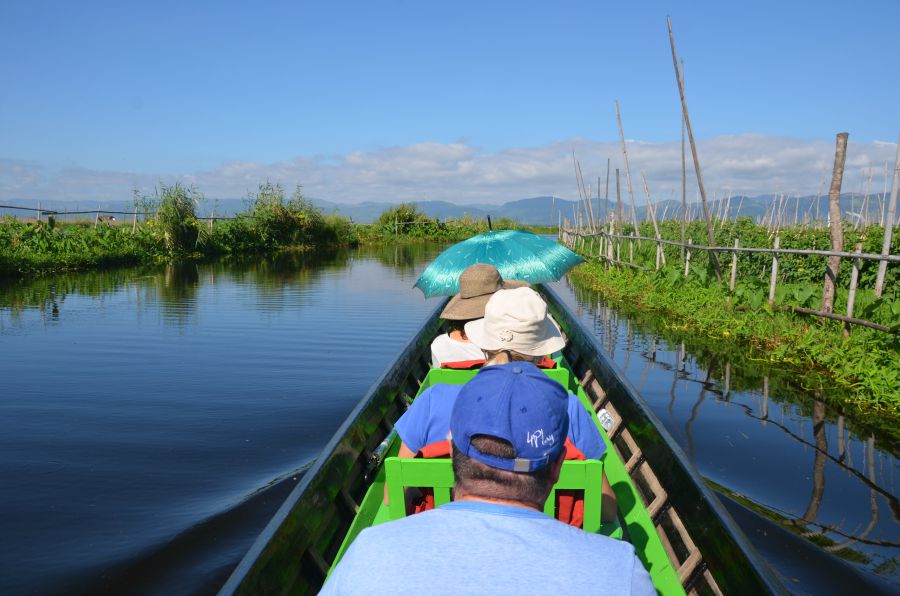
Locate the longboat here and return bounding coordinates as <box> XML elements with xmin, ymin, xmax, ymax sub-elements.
<box><xmin>218</xmin><ymin>285</ymin><xmax>785</xmax><ymax>595</ymax></box>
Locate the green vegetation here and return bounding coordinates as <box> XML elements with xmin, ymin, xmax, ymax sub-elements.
<box><xmin>352</xmin><ymin>202</ymin><xmax>522</xmax><ymax>244</ymax></box>
<box><xmin>569</xmin><ymin>217</ymin><xmax>900</xmax><ymax>424</ymax></box>
<box><xmin>0</xmin><ymin>183</ymin><xmax>355</xmax><ymax>276</ymax></box>
<box><xmin>1</xmin><ymin>192</ymin><xmax>536</xmax><ymax>277</ymax></box>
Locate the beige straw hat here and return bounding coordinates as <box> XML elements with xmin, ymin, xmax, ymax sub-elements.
<box><xmin>464</xmin><ymin>287</ymin><xmax>565</xmax><ymax>356</ymax></box>
<box><xmin>439</xmin><ymin>263</ymin><xmax>529</xmax><ymax>321</ymax></box>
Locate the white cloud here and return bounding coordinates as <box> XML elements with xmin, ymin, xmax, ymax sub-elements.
<box><xmin>1</xmin><ymin>135</ymin><xmax>896</xmax><ymax>204</ymax></box>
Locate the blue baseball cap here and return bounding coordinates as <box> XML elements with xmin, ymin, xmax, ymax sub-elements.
<box><xmin>450</xmin><ymin>362</ymin><xmax>569</xmax><ymax>473</ymax></box>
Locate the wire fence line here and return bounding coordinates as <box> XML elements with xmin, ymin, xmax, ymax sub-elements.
<box><xmin>561</xmin><ymin>227</ymin><xmax>899</xmax><ymax>336</ymax></box>
<box><xmin>0</xmin><ymin>204</ymin><xmax>234</xmax><ymax>221</ymax></box>
<box><xmin>566</xmin><ymin>229</ymin><xmax>900</xmax><ymax>264</ymax></box>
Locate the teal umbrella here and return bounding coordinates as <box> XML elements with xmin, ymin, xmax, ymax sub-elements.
<box><xmin>414</xmin><ymin>230</ymin><xmax>585</xmax><ymax>298</ymax></box>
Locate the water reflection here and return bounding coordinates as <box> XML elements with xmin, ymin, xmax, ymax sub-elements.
<box><xmin>556</xmin><ymin>277</ymin><xmax>899</xmax><ymax>587</ymax></box>
<box><xmin>0</xmin><ymin>244</ymin><xmax>452</xmax><ymax>595</ymax></box>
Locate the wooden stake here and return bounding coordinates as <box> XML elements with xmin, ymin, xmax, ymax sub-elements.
<box><xmin>844</xmin><ymin>243</ymin><xmax>862</xmax><ymax>337</ymax></box>
<box><xmin>881</xmin><ymin>160</ymin><xmax>888</xmax><ymax>227</ymax></box>
<box><xmin>667</xmin><ymin>16</ymin><xmax>722</xmax><ymax>282</ymax></box>
<box><xmin>862</xmin><ymin>168</ymin><xmax>873</xmax><ymax>227</ymax></box>
<box><xmin>684</xmin><ymin>238</ymin><xmax>692</xmax><ymax>276</ymax></box>
<box><xmin>821</xmin><ymin>132</ymin><xmax>849</xmax><ymax>315</ymax></box>
<box><xmin>604</xmin><ymin>159</ymin><xmax>610</xmax><ymax>228</ymax></box>
<box><xmin>875</xmin><ymin>133</ymin><xmax>900</xmax><ymax>296</ymax></box>
<box><xmin>768</xmin><ymin>235</ymin><xmax>780</xmax><ymax>308</ymax></box>
<box><xmin>615</xmin><ymin>100</ymin><xmax>639</xmax><ymax>232</ymax></box>
<box><xmin>615</xmin><ymin>168</ymin><xmax>624</xmax><ymax>236</ymax></box>
<box><xmin>640</xmin><ymin>173</ymin><xmax>662</xmax><ymax>233</ymax></box>
<box><xmin>730</xmin><ymin>238</ymin><xmax>739</xmax><ymax>292</ymax></box>
<box><xmin>680</xmin><ymin>58</ymin><xmax>687</xmax><ymax>263</ymax></box>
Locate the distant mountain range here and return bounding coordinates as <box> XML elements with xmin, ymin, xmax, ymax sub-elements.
<box><xmin>1</xmin><ymin>193</ymin><xmax>894</xmax><ymax>226</ymax></box>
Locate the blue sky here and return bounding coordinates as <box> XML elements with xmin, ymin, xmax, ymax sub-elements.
<box><xmin>1</xmin><ymin>0</ymin><xmax>898</xmax><ymax>203</ymax></box>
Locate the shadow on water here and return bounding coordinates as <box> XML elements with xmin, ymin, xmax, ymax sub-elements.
<box><xmin>555</xmin><ymin>276</ymin><xmax>899</xmax><ymax>593</ymax></box>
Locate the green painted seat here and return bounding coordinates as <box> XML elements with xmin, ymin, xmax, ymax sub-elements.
<box><xmin>419</xmin><ymin>365</ymin><xmax>573</xmax><ymax>395</ymax></box>
<box><xmin>384</xmin><ymin>457</ymin><xmax>604</xmax><ymax>533</ymax></box>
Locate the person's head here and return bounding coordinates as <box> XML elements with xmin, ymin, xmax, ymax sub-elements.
<box><xmin>450</xmin><ymin>362</ymin><xmax>569</xmax><ymax>509</ymax></box>
<box><xmin>464</xmin><ymin>287</ymin><xmax>565</xmax><ymax>365</ymax></box>
<box><xmin>439</xmin><ymin>263</ymin><xmax>528</xmax><ymax>323</ymax></box>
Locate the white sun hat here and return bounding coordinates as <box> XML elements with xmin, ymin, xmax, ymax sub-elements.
<box><xmin>464</xmin><ymin>287</ymin><xmax>565</xmax><ymax>356</ymax></box>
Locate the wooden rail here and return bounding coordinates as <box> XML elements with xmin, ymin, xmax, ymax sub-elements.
<box><xmin>561</xmin><ymin>228</ymin><xmax>900</xmax><ymax>336</ymax></box>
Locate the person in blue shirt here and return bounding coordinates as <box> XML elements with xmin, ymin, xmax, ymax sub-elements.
<box><xmin>321</xmin><ymin>363</ymin><xmax>655</xmax><ymax>595</ymax></box>
<box><xmin>394</xmin><ymin>286</ymin><xmax>617</xmax><ymax>521</ymax></box>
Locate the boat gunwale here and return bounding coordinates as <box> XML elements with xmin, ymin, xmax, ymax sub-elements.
<box><xmin>541</xmin><ymin>284</ymin><xmax>785</xmax><ymax>594</ymax></box>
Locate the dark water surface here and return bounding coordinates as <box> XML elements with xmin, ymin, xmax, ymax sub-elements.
<box><xmin>0</xmin><ymin>246</ymin><xmax>442</xmax><ymax>595</ymax></box>
<box><xmin>1</xmin><ymin>246</ymin><xmax>897</xmax><ymax>595</ymax></box>
<box><xmin>548</xmin><ymin>277</ymin><xmax>899</xmax><ymax>594</ymax></box>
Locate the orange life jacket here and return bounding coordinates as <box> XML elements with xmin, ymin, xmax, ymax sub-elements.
<box><xmin>407</xmin><ymin>438</ymin><xmax>586</xmax><ymax>528</ymax></box>
<box><xmin>440</xmin><ymin>356</ymin><xmax>557</xmax><ymax>370</ymax></box>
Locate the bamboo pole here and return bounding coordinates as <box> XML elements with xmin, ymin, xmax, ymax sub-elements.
<box><xmin>862</xmin><ymin>168</ymin><xmax>873</xmax><ymax>227</ymax></box>
<box><xmin>730</xmin><ymin>238</ymin><xmax>739</xmax><ymax>292</ymax></box>
<box><xmin>721</xmin><ymin>191</ymin><xmax>732</xmax><ymax>227</ymax></box>
<box><xmin>572</xmin><ymin>152</ymin><xmax>594</xmax><ymax>233</ymax></box>
<box><xmin>880</xmin><ymin>160</ymin><xmax>888</xmax><ymax>227</ymax></box>
<box><xmin>821</xmin><ymin>132</ymin><xmax>849</xmax><ymax>315</ymax></box>
<box><xmin>615</xmin><ymin>100</ymin><xmax>639</xmax><ymax>232</ymax></box>
<box><xmin>640</xmin><ymin>172</ymin><xmax>665</xmax><ymax>268</ymax></box>
<box><xmin>684</xmin><ymin>238</ymin><xmax>692</xmax><ymax>276</ymax></box>
<box><xmin>668</xmin><ymin>16</ymin><xmax>721</xmax><ymax>282</ymax></box>
<box><xmin>604</xmin><ymin>158</ymin><xmax>611</xmax><ymax>228</ymax></box>
<box><xmin>734</xmin><ymin>195</ymin><xmax>744</xmax><ymax>221</ymax></box>
<box><xmin>875</xmin><ymin>134</ymin><xmax>900</xmax><ymax>297</ymax></box>
<box><xmin>615</xmin><ymin>168</ymin><xmax>624</xmax><ymax>236</ymax></box>
<box><xmin>607</xmin><ymin>215</ymin><xmax>614</xmax><ymax>263</ymax></box>
<box><xmin>680</xmin><ymin>58</ymin><xmax>687</xmax><ymax>263</ymax></box>
<box><xmin>844</xmin><ymin>243</ymin><xmax>863</xmax><ymax>337</ymax></box>
<box><xmin>768</xmin><ymin>235</ymin><xmax>780</xmax><ymax>308</ymax></box>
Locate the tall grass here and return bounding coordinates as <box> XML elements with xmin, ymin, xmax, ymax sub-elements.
<box><xmin>156</xmin><ymin>183</ymin><xmax>204</xmax><ymax>253</ymax></box>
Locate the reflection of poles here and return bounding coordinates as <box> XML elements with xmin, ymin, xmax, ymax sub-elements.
<box><xmin>793</xmin><ymin>401</ymin><xmax>827</xmax><ymax>526</ymax></box>
<box><xmin>761</xmin><ymin>376</ymin><xmax>769</xmax><ymax>424</ymax></box>
<box><xmin>837</xmin><ymin>415</ymin><xmax>845</xmax><ymax>461</ymax></box>
<box><xmin>723</xmin><ymin>361</ymin><xmax>731</xmax><ymax>400</ymax></box>
<box><xmin>669</xmin><ymin>351</ymin><xmax>678</xmax><ymax>419</ymax></box>
<box><xmin>685</xmin><ymin>369</ymin><xmax>711</xmax><ymax>461</ymax></box>
<box><xmin>827</xmin><ymin>435</ymin><xmax>880</xmax><ymax>552</ymax></box>
<box><xmin>622</xmin><ymin>320</ymin><xmax>633</xmax><ymax>372</ymax></box>
<box><xmin>637</xmin><ymin>357</ymin><xmax>653</xmax><ymax>390</ymax></box>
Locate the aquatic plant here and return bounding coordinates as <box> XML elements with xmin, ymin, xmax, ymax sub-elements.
<box><xmin>155</xmin><ymin>182</ymin><xmax>204</xmax><ymax>254</ymax></box>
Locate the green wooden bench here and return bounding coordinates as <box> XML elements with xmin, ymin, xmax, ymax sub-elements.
<box><xmin>385</xmin><ymin>457</ymin><xmax>604</xmax><ymax>533</ymax></box>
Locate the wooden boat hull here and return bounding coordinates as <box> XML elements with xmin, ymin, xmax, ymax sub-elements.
<box><xmin>219</xmin><ymin>288</ymin><xmax>784</xmax><ymax>595</ymax></box>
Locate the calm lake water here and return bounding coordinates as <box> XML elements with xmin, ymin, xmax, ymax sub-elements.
<box><xmin>1</xmin><ymin>245</ymin><xmax>897</xmax><ymax>595</ymax></box>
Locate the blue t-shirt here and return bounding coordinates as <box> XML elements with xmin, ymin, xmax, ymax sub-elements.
<box><xmin>394</xmin><ymin>383</ymin><xmax>606</xmax><ymax>460</ymax></box>
<box><xmin>320</xmin><ymin>500</ymin><xmax>655</xmax><ymax>595</ymax></box>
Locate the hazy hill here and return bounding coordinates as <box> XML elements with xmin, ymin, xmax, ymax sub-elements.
<box><xmin>1</xmin><ymin>193</ymin><xmax>893</xmax><ymax>226</ymax></box>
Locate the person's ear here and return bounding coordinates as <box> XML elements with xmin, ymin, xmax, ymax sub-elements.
<box><xmin>548</xmin><ymin>449</ymin><xmax>565</xmax><ymax>485</ymax></box>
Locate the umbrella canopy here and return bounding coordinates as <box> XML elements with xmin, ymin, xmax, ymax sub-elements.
<box><xmin>414</xmin><ymin>230</ymin><xmax>585</xmax><ymax>298</ymax></box>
